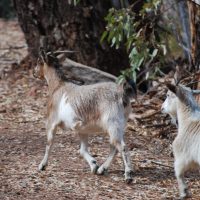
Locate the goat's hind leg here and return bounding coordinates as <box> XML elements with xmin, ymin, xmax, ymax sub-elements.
<box><xmin>79</xmin><ymin>134</ymin><xmax>99</xmax><ymax>174</ymax></box>
<box><xmin>97</xmin><ymin>144</ymin><xmax>117</xmax><ymax>175</ymax></box>
<box><xmin>38</xmin><ymin>122</ymin><xmax>57</xmax><ymax>171</ymax></box>
<box><xmin>109</xmin><ymin>127</ymin><xmax>133</xmax><ymax>183</ymax></box>
<box><xmin>116</xmin><ymin>140</ymin><xmax>133</xmax><ymax>184</ymax></box>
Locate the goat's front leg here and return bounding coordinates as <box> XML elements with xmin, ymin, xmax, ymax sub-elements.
<box><xmin>174</xmin><ymin>158</ymin><xmax>191</xmax><ymax>199</ymax></box>
<box><xmin>97</xmin><ymin>144</ymin><xmax>117</xmax><ymax>175</ymax></box>
<box><xmin>79</xmin><ymin>134</ymin><xmax>99</xmax><ymax>174</ymax></box>
<box><xmin>38</xmin><ymin>122</ymin><xmax>57</xmax><ymax>171</ymax></box>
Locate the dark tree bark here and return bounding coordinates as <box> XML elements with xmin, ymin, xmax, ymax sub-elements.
<box><xmin>13</xmin><ymin>0</ymin><xmax>129</xmax><ymax>75</ymax></box>
<box><xmin>177</xmin><ymin>0</ymin><xmax>191</xmax><ymax>61</ymax></box>
<box><xmin>187</xmin><ymin>1</ymin><xmax>200</xmax><ymax>70</ymax></box>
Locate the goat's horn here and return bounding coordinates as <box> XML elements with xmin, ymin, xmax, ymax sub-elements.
<box><xmin>192</xmin><ymin>90</ymin><xmax>200</xmax><ymax>94</ymax></box>
<box><xmin>46</xmin><ymin>50</ymin><xmax>78</xmax><ymax>56</ymax></box>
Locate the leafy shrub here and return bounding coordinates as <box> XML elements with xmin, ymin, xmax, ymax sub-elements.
<box><xmin>101</xmin><ymin>0</ymin><xmax>168</xmax><ymax>83</ymax></box>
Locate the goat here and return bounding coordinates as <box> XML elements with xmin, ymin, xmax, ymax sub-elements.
<box><xmin>33</xmin><ymin>48</ymin><xmax>137</xmax><ymax>183</ymax></box>
<box><xmin>161</xmin><ymin>83</ymin><xmax>200</xmax><ymax>199</ymax></box>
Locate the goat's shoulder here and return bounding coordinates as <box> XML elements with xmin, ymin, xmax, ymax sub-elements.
<box><xmin>48</xmin><ymin>84</ymin><xmax>69</xmax><ymax>104</ymax></box>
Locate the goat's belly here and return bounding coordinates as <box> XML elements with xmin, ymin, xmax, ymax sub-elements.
<box><xmin>76</xmin><ymin>123</ymin><xmax>105</xmax><ymax>135</ymax></box>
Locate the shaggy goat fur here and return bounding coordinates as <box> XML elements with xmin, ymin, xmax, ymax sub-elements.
<box><xmin>162</xmin><ymin>84</ymin><xmax>200</xmax><ymax>199</ymax></box>
<box><xmin>33</xmin><ymin>49</ymin><xmax>136</xmax><ymax>183</ymax></box>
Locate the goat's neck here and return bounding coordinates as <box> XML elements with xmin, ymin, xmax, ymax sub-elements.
<box><xmin>44</xmin><ymin>65</ymin><xmax>62</xmax><ymax>95</ymax></box>
<box><xmin>177</xmin><ymin>102</ymin><xmax>191</xmax><ymax>129</ymax></box>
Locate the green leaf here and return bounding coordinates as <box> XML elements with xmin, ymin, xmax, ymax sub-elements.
<box><xmin>161</xmin><ymin>44</ymin><xmax>167</xmax><ymax>55</ymax></box>
<box><xmin>102</xmin><ymin>0</ymin><xmax>168</xmax><ymax>83</ymax></box>
<box><xmin>129</xmin><ymin>47</ymin><xmax>137</xmax><ymax>58</ymax></box>
<box><xmin>100</xmin><ymin>31</ymin><xmax>108</xmax><ymax>43</ymax></box>
<box><xmin>111</xmin><ymin>37</ymin><xmax>116</xmax><ymax>46</ymax></box>
<box><xmin>117</xmin><ymin>75</ymin><xmax>125</xmax><ymax>84</ymax></box>
<box><xmin>132</xmin><ymin>70</ymin><xmax>137</xmax><ymax>82</ymax></box>
<box><xmin>152</xmin><ymin>48</ymin><xmax>158</xmax><ymax>58</ymax></box>
<box><xmin>136</xmin><ymin>28</ymin><xmax>143</xmax><ymax>38</ymax></box>
<box><xmin>138</xmin><ymin>57</ymin><xmax>144</xmax><ymax>67</ymax></box>
<box><xmin>73</xmin><ymin>0</ymin><xmax>81</xmax><ymax>6</ymax></box>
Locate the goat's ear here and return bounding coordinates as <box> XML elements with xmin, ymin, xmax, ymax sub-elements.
<box><xmin>166</xmin><ymin>83</ymin><xmax>177</xmax><ymax>94</ymax></box>
<box><xmin>174</xmin><ymin>65</ymin><xmax>191</xmax><ymax>85</ymax></box>
<box><xmin>39</xmin><ymin>47</ymin><xmax>48</xmax><ymax>63</ymax></box>
<box><xmin>124</xmin><ymin>77</ymin><xmax>137</xmax><ymax>99</ymax></box>
<box><xmin>167</xmin><ymin>84</ymin><xmax>189</xmax><ymax>105</ymax></box>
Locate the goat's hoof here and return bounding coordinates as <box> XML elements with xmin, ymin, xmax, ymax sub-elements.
<box><xmin>179</xmin><ymin>196</ymin><xmax>190</xmax><ymax>200</ymax></box>
<box><xmin>38</xmin><ymin>163</ymin><xmax>47</xmax><ymax>171</ymax></box>
<box><xmin>125</xmin><ymin>170</ymin><xmax>133</xmax><ymax>184</ymax></box>
<box><xmin>97</xmin><ymin>166</ymin><xmax>108</xmax><ymax>175</ymax></box>
<box><xmin>179</xmin><ymin>189</ymin><xmax>191</xmax><ymax>200</ymax></box>
<box><xmin>91</xmin><ymin>164</ymin><xmax>99</xmax><ymax>174</ymax></box>
<box><xmin>125</xmin><ymin>177</ymin><xmax>133</xmax><ymax>184</ymax></box>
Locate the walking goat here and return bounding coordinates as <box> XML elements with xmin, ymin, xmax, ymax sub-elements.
<box><xmin>161</xmin><ymin>83</ymin><xmax>200</xmax><ymax>199</ymax></box>
<box><xmin>33</xmin><ymin>48</ymin><xmax>136</xmax><ymax>183</ymax></box>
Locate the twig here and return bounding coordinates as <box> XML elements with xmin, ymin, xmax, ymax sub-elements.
<box><xmin>0</xmin><ymin>61</ymin><xmax>17</xmax><ymax>64</ymax></box>
<box><xmin>150</xmin><ymin>160</ymin><xmax>173</xmax><ymax>169</ymax></box>
<box><xmin>131</xmin><ymin>159</ymin><xmax>174</xmax><ymax>169</ymax></box>
<box><xmin>47</xmin><ymin>50</ymin><xmax>79</xmax><ymax>55</ymax></box>
<box><xmin>0</xmin><ymin>118</ymin><xmax>41</xmax><ymax>123</ymax></box>
<box><xmin>133</xmin><ymin>110</ymin><xmax>161</xmax><ymax>119</ymax></box>
<box><xmin>132</xmin><ymin>159</ymin><xmax>174</xmax><ymax>169</ymax></box>
<box><xmin>144</xmin><ymin>123</ymin><xmax>168</xmax><ymax>128</ymax></box>
<box><xmin>0</xmin><ymin>45</ymin><xmax>27</xmax><ymax>50</ymax></box>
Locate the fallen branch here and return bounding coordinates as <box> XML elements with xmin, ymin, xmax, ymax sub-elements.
<box><xmin>131</xmin><ymin>159</ymin><xmax>173</xmax><ymax>169</ymax></box>
<box><xmin>132</xmin><ymin>110</ymin><xmax>161</xmax><ymax>120</ymax></box>
<box><xmin>150</xmin><ymin>160</ymin><xmax>173</xmax><ymax>169</ymax></box>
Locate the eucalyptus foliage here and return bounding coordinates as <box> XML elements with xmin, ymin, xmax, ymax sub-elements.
<box><xmin>101</xmin><ymin>0</ymin><xmax>168</xmax><ymax>83</ymax></box>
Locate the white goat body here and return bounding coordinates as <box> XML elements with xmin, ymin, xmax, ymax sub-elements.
<box><xmin>162</xmin><ymin>84</ymin><xmax>200</xmax><ymax>199</ymax></box>
<box><xmin>48</xmin><ymin>81</ymin><xmax>130</xmax><ymax>137</ymax></box>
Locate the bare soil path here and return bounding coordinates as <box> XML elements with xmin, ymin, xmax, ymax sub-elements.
<box><xmin>0</xmin><ymin>19</ymin><xmax>200</xmax><ymax>200</ymax></box>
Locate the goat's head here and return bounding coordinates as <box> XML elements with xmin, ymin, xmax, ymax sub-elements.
<box><xmin>161</xmin><ymin>89</ymin><xmax>177</xmax><ymax>115</ymax></box>
<box><xmin>162</xmin><ymin>84</ymin><xmax>200</xmax><ymax>125</ymax></box>
<box><xmin>161</xmin><ymin>89</ymin><xmax>178</xmax><ymax>125</ymax></box>
<box><xmin>33</xmin><ymin>48</ymin><xmax>58</xmax><ymax>79</ymax></box>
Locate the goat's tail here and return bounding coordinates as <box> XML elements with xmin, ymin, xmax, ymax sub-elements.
<box><xmin>122</xmin><ymin>77</ymin><xmax>137</xmax><ymax>107</ymax></box>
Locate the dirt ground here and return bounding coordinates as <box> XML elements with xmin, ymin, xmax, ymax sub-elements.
<box><xmin>0</xmin><ymin>19</ymin><xmax>200</xmax><ymax>200</ymax></box>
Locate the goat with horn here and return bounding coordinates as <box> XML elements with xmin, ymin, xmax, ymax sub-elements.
<box><xmin>161</xmin><ymin>82</ymin><xmax>200</xmax><ymax>199</ymax></box>
<box><xmin>33</xmin><ymin>48</ymin><xmax>137</xmax><ymax>183</ymax></box>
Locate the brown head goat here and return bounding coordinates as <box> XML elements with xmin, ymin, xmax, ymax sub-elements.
<box><xmin>33</xmin><ymin>48</ymin><xmax>137</xmax><ymax>183</ymax></box>
<box><xmin>162</xmin><ymin>83</ymin><xmax>200</xmax><ymax>199</ymax></box>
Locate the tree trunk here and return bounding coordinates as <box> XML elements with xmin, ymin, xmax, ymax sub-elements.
<box><xmin>187</xmin><ymin>0</ymin><xmax>200</xmax><ymax>70</ymax></box>
<box><xmin>177</xmin><ymin>0</ymin><xmax>191</xmax><ymax>61</ymax></box>
<box><xmin>62</xmin><ymin>57</ymin><xmax>117</xmax><ymax>85</ymax></box>
<box><xmin>13</xmin><ymin>0</ymin><xmax>129</xmax><ymax>75</ymax></box>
